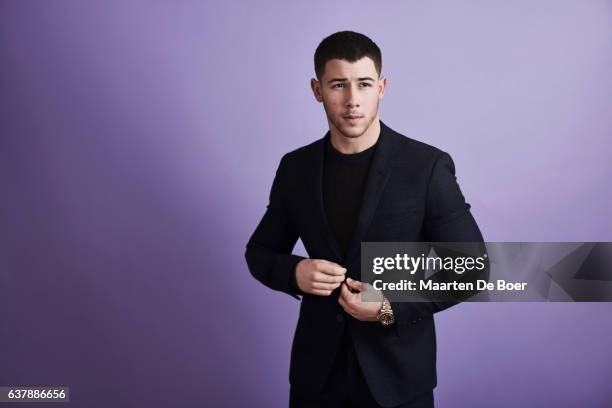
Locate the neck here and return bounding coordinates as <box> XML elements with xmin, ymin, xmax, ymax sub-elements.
<box><xmin>329</xmin><ymin>117</ymin><xmax>381</xmax><ymax>154</ymax></box>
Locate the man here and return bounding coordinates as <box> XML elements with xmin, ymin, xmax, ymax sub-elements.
<box><xmin>245</xmin><ymin>31</ymin><xmax>485</xmax><ymax>408</ymax></box>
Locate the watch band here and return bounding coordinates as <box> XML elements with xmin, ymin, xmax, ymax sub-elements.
<box><xmin>381</xmin><ymin>296</ymin><xmax>392</xmax><ymax>312</ymax></box>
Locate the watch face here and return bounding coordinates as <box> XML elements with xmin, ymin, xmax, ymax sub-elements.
<box><xmin>380</xmin><ymin>313</ymin><xmax>395</xmax><ymax>326</ymax></box>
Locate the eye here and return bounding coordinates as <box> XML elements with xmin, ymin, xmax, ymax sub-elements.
<box><xmin>332</xmin><ymin>83</ymin><xmax>345</xmax><ymax>89</ymax></box>
<box><xmin>360</xmin><ymin>82</ymin><xmax>372</xmax><ymax>87</ymax></box>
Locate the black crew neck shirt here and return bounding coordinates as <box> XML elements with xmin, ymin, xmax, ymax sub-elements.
<box><xmin>322</xmin><ymin>136</ymin><xmax>378</xmax><ymax>258</ymax></box>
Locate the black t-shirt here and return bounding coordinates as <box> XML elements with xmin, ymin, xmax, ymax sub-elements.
<box><xmin>323</xmin><ymin>137</ymin><xmax>378</xmax><ymax>258</ymax></box>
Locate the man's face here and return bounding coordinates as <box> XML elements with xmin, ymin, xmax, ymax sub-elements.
<box><xmin>311</xmin><ymin>57</ymin><xmax>387</xmax><ymax>139</ymax></box>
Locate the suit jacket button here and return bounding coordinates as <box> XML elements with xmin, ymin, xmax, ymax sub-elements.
<box><xmin>336</xmin><ymin>314</ymin><xmax>344</xmax><ymax>322</ymax></box>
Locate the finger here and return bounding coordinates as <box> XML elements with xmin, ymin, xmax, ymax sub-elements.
<box><xmin>345</xmin><ymin>277</ymin><xmax>364</xmax><ymax>292</ymax></box>
<box><xmin>312</xmin><ymin>281</ymin><xmax>340</xmax><ymax>291</ymax></box>
<box><xmin>313</xmin><ymin>272</ymin><xmax>344</xmax><ymax>284</ymax></box>
<box><xmin>317</xmin><ymin>261</ymin><xmax>347</xmax><ymax>276</ymax></box>
<box><xmin>341</xmin><ymin>282</ymin><xmax>355</xmax><ymax>302</ymax></box>
<box><xmin>311</xmin><ymin>288</ymin><xmax>333</xmax><ymax>296</ymax></box>
<box><xmin>316</xmin><ymin>258</ymin><xmax>344</xmax><ymax>269</ymax></box>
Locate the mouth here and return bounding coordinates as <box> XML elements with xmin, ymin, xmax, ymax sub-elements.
<box><xmin>343</xmin><ymin>115</ymin><xmax>363</xmax><ymax>121</ymax></box>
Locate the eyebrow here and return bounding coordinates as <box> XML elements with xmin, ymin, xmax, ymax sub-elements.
<box><xmin>327</xmin><ymin>77</ymin><xmax>376</xmax><ymax>84</ymax></box>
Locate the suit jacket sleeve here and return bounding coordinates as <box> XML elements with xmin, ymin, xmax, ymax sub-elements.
<box><xmin>245</xmin><ymin>155</ymin><xmax>305</xmax><ymax>299</ymax></box>
<box><xmin>390</xmin><ymin>151</ymin><xmax>488</xmax><ymax>324</ymax></box>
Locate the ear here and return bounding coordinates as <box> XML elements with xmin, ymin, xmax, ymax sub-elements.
<box><xmin>311</xmin><ymin>78</ymin><xmax>323</xmax><ymax>102</ymax></box>
<box><xmin>378</xmin><ymin>75</ymin><xmax>388</xmax><ymax>100</ymax></box>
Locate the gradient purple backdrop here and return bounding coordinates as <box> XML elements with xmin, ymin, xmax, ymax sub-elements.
<box><xmin>1</xmin><ymin>1</ymin><xmax>611</xmax><ymax>407</ymax></box>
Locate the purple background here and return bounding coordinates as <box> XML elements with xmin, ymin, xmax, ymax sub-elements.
<box><xmin>1</xmin><ymin>1</ymin><xmax>611</xmax><ymax>407</ymax></box>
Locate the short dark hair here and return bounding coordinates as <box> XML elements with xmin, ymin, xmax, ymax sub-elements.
<box><xmin>314</xmin><ymin>31</ymin><xmax>382</xmax><ymax>80</ymax></box>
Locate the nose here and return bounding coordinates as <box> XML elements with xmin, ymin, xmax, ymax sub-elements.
<box><xmin>345</xmin><ymin>83</ymin><xmax>360</xmax><ymax>109</ymax></box>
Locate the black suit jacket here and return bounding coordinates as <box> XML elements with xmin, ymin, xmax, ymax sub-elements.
<box><xmin>245</xmin><ymin>121</ymin><xmax>485</xmax><ymax>407</ymax></box>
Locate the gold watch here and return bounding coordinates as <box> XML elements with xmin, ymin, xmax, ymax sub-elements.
<box><xmin>377</xmin><ymin>296</ymin><xmax>395</xmax><ymax>326</ymax></box>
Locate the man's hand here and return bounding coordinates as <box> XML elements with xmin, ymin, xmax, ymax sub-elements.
<box><xmin>338</xmin><ymin>278</ymin><xmax>383</xmax><ymax>322</ymax></box>
<box><xmin>295</xmin><ymin>259</ymin><xmax>346</xmax><ymax>296</ymax></box>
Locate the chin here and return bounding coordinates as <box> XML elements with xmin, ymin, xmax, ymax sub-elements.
<box><xmin>336</xmin><ymin>123</ymin><xmax>367</xmax><ymax>139</ymax></box>
<box><xmin>343</xmin><ymin>129</ymin><xmax>366</xmax><ymax>139</ymax></box>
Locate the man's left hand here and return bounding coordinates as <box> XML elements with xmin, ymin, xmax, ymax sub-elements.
<box><xmin>338</xmin><ymin>278</ymin><xmax>383</xmax><ymax>322</ymax></box>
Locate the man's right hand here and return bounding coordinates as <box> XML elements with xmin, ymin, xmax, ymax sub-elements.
<box><xmin>295</xmin><ymin>259</ymin><xmax>347</xmax><ymax>296</ymax></box>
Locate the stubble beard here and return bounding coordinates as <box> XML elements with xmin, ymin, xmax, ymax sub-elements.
<box><xmin>324</xmin><ymin>100</ymin><xmax>379</xmax><ymax>140</ymax></box>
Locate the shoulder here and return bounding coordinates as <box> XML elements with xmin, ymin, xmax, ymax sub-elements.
<box><xmin>385</xmin><ymin>123</ymin><xmax>446</xmax><ymax>162</ymax></box>
<box><xmin>382</xmin><ymin>122</ymin><xmax>454</xmax><ymax>176</ymax></box>
<box><xmin>276</xmin><ymin>137</ymin><xmax>324</xmax><ymax>172</ymax></box>
<box><xmin>284</xmin><ymin>138</ymin><xmax>322</xmax><ymax>160</ymax></box>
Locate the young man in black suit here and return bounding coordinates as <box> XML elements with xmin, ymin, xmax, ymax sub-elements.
<box><xmin>245</xmin><ymin>31</ymin><xmax>485</xmax><ymax>408</ymax></box>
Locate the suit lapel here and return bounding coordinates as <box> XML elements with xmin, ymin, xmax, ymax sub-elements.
<box><xmin>313</xmin><ymin>133</ymin><xmax>343</xmax><ymax>262</ymax></box>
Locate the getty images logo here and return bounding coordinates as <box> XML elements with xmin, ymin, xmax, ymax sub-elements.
<box><xmin>372</xmin><ymin>253</ymin><xmax>488</xmax><ymax>275</ymax></box>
